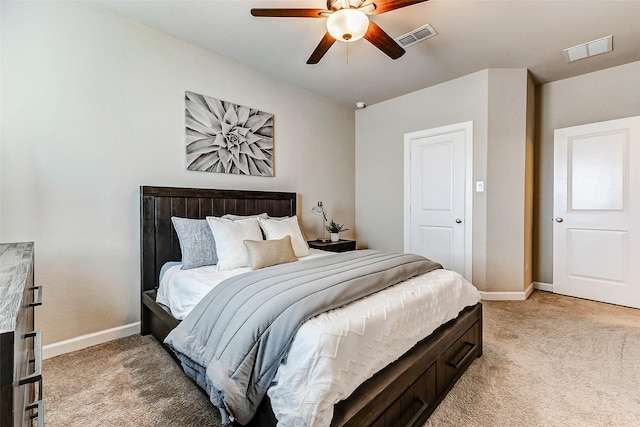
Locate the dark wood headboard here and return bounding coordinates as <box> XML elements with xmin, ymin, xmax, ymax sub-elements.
<box><xmin>140</xmin><ymin>186</ymin><xmax>296</xmax><ymax>294</ymax></box>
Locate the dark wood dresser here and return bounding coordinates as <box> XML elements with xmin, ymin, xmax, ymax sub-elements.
<box><xmin>0</xmin><ymin>242</ymin><xmax>43</xmax><ymax>427</ymax></box>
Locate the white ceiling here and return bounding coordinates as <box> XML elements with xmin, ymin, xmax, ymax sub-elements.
<box><xmin>88</xmin><ymin>0</ymin><xmax>640</xmax><ymax>108</ymax></box>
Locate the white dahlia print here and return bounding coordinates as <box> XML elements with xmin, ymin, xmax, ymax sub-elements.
<box><xmin>185</xmin><ymin>91</ymin><xmax>274</xmax><ymax>176</ymax></box>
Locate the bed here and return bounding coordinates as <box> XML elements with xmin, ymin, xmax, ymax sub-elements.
<box><xmin>140</xmin><ymin>185</ymin><xmax>483</xmax><ymax>426</ymax></box>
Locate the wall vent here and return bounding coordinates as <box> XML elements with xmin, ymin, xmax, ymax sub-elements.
<box><xmin>563</xmin><ymin>35</ymin><xmax>613</xmax><ymax>62</ymax></box>
<box><xmin>395</xmin><ymin>24</ymin><xmax>437</xmax><ymax>48</ymax></box>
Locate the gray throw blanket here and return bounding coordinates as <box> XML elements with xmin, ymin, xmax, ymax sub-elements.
<box><xmin>164</xmin><ymin>250</ymin><xmax>442</xmax><ymax>425</ymax></box>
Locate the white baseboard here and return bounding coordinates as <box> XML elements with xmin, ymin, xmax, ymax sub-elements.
<box><xmin>479</xmin><ymin>282</ymin><xmax>535</xmax><ymax>301</ymax></box>
<box><xmin>43</xmin><ymin>322</ymin><xmax>141</xmax><ymax>359</ymax></box>
<box><xmin>534</xmin><ymin>281</ymin><xmax>554</xmax><ymax>292</ymax></box>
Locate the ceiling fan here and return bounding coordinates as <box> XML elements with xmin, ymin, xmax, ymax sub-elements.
<box><xmin>251</xmin><ymin>0</ymin><xmax>430</xmax><ymax>64</ymax></box>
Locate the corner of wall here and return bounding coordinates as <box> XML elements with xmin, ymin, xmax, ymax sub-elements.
<box><xmin>479</xmin><ymin>281</ymin><xmax>534</xmax><ymax>301</ymax></box>
<box><xmin>484</xmin><ymin>68</ymin><xmax>532</xmax><ymax>293</ymax></box>
<box><xmin>524</xmin><ymin>72</ymin><xmax>536</xmax><ymax>289</ymax></box>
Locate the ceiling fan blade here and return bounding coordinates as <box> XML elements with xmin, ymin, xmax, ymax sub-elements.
<box><xmin>251</xmin><ymin>8</ymin><xmax>328</xmax><ymax>18</ymax></box>
<box><xmin>367</xmin><ymin>0</ymin><xmax>430</xmax><ymax>15</ymax></box>
<box><xmin>307</xmin><ymin>33</ymin><xmax>337</xmax><ymax>64</ymax></box>
<box><xmin>364</xmin><ymin>21</ymin><xmax>405</xmax><ymax>59</ymax></box>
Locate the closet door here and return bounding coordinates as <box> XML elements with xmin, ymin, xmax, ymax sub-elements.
<box><xmin>404</xmin><ymin>122</ymin><xmax>473</xmax><ymax>281</ymax></box>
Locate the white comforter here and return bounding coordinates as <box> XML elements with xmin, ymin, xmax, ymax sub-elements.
<box><xmin>157</xmin><ymin>251</ymin><xmax>481</xmax><ymax>426</ymax></box>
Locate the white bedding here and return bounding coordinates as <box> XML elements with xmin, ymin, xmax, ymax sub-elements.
<box><xmin>157</xmin><ymin>251</ymin><xmax>481</xmax><ymax>426</ymax></box>
<box><xmin>157</xmin><ymin>249</ymin><xmax>329</xmax><ymax>320</ymax></box>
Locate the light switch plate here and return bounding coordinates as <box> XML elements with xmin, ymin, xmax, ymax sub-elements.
<box><xmin>476</xmin><ymin>181</ymin><xmax>484</xmax><ymax>192</ymax></box>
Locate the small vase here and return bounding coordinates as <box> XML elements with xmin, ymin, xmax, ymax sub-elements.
<box><xmin>330</xmin><ymin>233</ymin><xmax>339</xmax><ymax>242</ymax></box>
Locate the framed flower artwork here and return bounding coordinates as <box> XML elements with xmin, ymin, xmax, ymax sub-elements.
<box><xmin>185</xmin><ymin>91</ymin><xmax>274</xmax><ymax>176</ymax></box>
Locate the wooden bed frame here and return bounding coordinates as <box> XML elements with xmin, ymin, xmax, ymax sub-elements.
<box><xmin>140</xmin><ymin>185</ymin><xmax>482</xmax><ymax>427</ymax></box>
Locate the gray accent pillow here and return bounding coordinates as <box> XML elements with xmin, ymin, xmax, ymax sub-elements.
<box><xmin>243</xmin><ymin>236</ymin><xmax>298</xmax><ymax>270</ymax></box>
<box><xmin>171</xmin><ymin>217</ymin><xmax>218</xmax><ymax>270</ymax></box>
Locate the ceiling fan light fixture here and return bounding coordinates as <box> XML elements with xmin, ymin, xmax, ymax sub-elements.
<box><xmin>326</xmin><ymin>8</ymin><xmax>369</xmax><ymax>42</ymax></box>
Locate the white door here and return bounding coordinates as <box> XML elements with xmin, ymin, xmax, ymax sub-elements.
<box><xmin>554</xmin><ymin>116</ymin><xmax>640</xmax><ymax>308</ymax></box>
<box><xmin>404</xmin><ymin>122</ymin><xmax>473</xmax><ymax>280</ymax></box>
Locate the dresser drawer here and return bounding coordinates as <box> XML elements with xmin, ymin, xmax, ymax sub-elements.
<box><xmin>18</xmin><ymin>331</ymin><xmax>42</xmax><ymax>427</ymax></box>
<box><xmin>1</xmin><ymin>242</ymin><xmax>43</xmax><ymax>427</ymax></box>
<box><xmin>13</xmin><ymin>309</ymin><xmax>30</xmax><ymax>427</ymax></box>
<box><xmin>14</xmin><ymin>287</ymin><xmax>42</xmax><ymax>427</ymax></box>
<box><xmin>15</xmin><ymin>281</ymin><xmax>36</xmax><ymax>376</ymax></box>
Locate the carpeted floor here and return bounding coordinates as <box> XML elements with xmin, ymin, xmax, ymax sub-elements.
<box><xmin>43</xmin><ymin>291</ymin><xmax>640</xmax><ymax>426</ymax></box>
<box><xmin>423</xmin><ymin>291</ymin><xmax>640</xmax><ymax>427</ymax></box>
<box><xmin>43</xmin><ymin>333</ymin><xmax>219</xmax><ymax>426</ymax></box>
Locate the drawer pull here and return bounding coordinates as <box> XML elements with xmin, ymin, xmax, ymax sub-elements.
<box><xmin>405</xmin><ymin>398</ymin><xmax>429</xmax><ymax>427</ymax></box>
<box><xmin>29</xmin><ymin>285</ymin><xmax>43</xmax><ymax>307</ymax></box>
<box><xmin>19</xmin><ymin>330</ymin><xmax>43</xmax><ymax>385</ymax></box>
<box><xmin>447</xmin><ymin>341</ymin><xmax>476</xmax><ymax>369</ymax></box>
<box><xmin>26</xmin><ymin>400</ymin><xmax>44</xmax><ymax>427</ymax></box>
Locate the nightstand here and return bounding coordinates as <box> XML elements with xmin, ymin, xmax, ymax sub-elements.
<box><xmin>308</xmin><ymin>239</ymin><xmax>356</xmax><ymax>253</ymax></box>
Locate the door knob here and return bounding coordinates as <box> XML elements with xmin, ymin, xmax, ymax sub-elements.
<box><xmin>555</xmin><ymin>217</ymin><xmax>564</xmax><ymax>223</ymax></box>
<box><xmin>455</xmin><ymin>218</ymin><xmax>462</xmax><ymax>224</ymax></box>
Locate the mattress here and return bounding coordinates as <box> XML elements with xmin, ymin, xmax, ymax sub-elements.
<box><xmin>157</xmin><ymin>251</ymin><xmax>481</xmax><ymax>426</ymax></box>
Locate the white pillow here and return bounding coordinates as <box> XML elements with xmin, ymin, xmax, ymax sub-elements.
<box><xmin>221</xmin><ymin>213</ymin><xmax>269</xmax><ymax>221</ymax></box>
<box><xmin>258</xmin><ymin>216</ymin><xmax>310</xmax><ymax>257</ymax></box>
<box><xmin>206</xmin><ymin>217</ymin><xmax>263</xmax><ymax>270</ymax></box>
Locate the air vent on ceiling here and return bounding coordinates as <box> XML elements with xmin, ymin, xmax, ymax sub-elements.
<box><xmin>395</xmin><ymin>23</ymin><xmax>437</xmax><ymax>48</ymax></box>
<box><xmin>563</xmin><ymin>35</ymin><xmax>613</xmax><ymax>62</ymax></box>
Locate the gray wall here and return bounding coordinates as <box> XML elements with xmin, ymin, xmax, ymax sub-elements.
<box><xmin>534</xmin><ymin>60</ymin><xmax>640</xmax><ymax>284</ymax></box>
<box><xmin>485</xmin><ymin>70</ymin><xmax>534</xmax><ymax>292</ymax></box>
<box><xmin>356</xmin><ymin>68</ymin><xmax>533</xmax><ymax>293</ymax></box>
<box><xmin>1</xmin><ymin>2</ymin><xmax>356</xmax><ymax>345</ymax></box>
<box><xmin>355</xmin><ymin>70</ymin><xmax>489</xmax><ymax>288</ymax></box>
<box><xmin>5</xmin><ymin>0</ymin><xmax>635</xmax><ymax>346</ymax></box>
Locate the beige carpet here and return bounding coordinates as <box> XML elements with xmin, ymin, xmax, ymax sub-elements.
<box><xmin>424</xmin><ymin>291</ymin><xmax>640</xmax><ymax>427</ymax></box>
<box><xmin>43</xmin><ymin>333</ymin><xmax>219</xmax><ymax>426</ymax></box>
<box><xmin>43</xmin><ymin>291</ymin><xmax>640</xmax><ymax>426</ymax></box>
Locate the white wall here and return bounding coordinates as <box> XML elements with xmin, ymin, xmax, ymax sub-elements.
<box><xmin>535</xmin><ymin>60</ymin><xmax>640</xmax><ymax>284</ymax></box>
<box><xmin>0</xmin><ymin>1</ymin><xmax>355</xmax><ymax>345</ymax></box>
